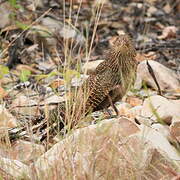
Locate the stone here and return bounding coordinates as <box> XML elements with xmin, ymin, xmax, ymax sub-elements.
<box><xmin>116</xmin><ymin>102</ymin><xmax>132</xmax><ymax>117</ymax></box>
<box><xmin>139</xmin><ymin>124</ymin><xmax>180</xmax><ymax>161</ymax></box>
<box><xmin>143</xmin><ymin>149</ymin><xmax>179</xmax><ymax>180</ymax></box>
<box><xmin>128</xmin><ymin>105</ymin><xmax>143</xmax><ymax>120</ymax></box>
<box><xmin>0</xmin><ymin>140</ymin><xmax>45</xmax><ymax>165</ymax></box>
<box><xmin>29</xmin><ymin>25</ymin><xmax>58</xmax><ymax>52</ymax></box>
<box><xmin>141</xmin><ymin>95</ymin><xmax>180</xmax><ymax>124</ymax></box>
<box><xmin>31</xmin><ymin>117</ymin><xmax>179</xmax><ymax>179</ymax></box>
<box><xmin>1</xmin><ymin>117</ymin><xmax>178</xmax><ymax>179</ymax></box>
<box><xmin>158</xmin><ymin>26</ymin><xmax>178</xmax><ymax>39</ymax></box>
<box><xmin>40</xmin><ymin>17</ymin><xmax>84</xmax><ymax>44</ymax></box>
<box><xmin>126</xmin><ymin>96</ymin><xmax>143</xmax><ymax>107</ymax></box>
<box><xmin>0</xmin><ymin>157</ymin><xmax>31</xmax><ymax>179</ymax></box>
<box><xmin>31</xmin><ymin>118</ymin><xmax>150</xmax><ymax>179</ymax></box>
<box><xmin>0</xmin><ymin>2</ymin><xmax>12</xmax><ymax>29</ymax></box>
<box><xmin>26</xmin><ymin>0</ymin><xmax>44</xmax><ymax>11</ymax></box>
<box><xmin>44</xmin><ymin>95</ymin><xmax>65</xmax><ymax>105</ymax></box>
<box><xmin>11</xmin><ymin>140</ymin><xmax>45</xmax><ymax>164</ymax></box>
<box><xmin>135</xmin><ymin>60</ymin><xmax>180</xmax><ymax>92</ymax></box>
<box><xmin>170</xmin><ymin>116</ymin><xmax>180</xmax><ymax>143</ymax></box>
<box><xmin>82</xmin><ymin>60</ymin><xmax>104</xmax><ymax>74</ymax></box>
<box><xmin>151</xmin><ymin>123</ymin><xmax>175</xmax><ymax>144</ymax></box>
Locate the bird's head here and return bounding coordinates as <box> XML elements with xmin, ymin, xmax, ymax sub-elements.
<box><xmin>110</xmin><ymin>34</ymin><xmax>136</xmax><ymax>58</ymax></box>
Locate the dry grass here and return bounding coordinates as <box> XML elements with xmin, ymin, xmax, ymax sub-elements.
<box><xmin>0</xmin><ymin>1</ymin><xmax>180</xmax><ymax>179</ymax></box>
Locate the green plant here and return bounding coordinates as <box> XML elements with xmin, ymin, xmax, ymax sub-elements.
<box><xmin>0</xmin><ymin>65</ymin><xmax>9</xmax><ymax>79</ymax></box>
<box><xmin>19</xmin><ymin>69</ymin><xmax>31</xmax><ymax>82</ymax></box>
<box><xmin>8</xmin><ymin>0</ymin><xmax>22</xmax><ymax>9</ymax></box>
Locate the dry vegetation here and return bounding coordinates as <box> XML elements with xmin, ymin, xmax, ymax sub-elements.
<box><xmin>0</xmin><ymin>0</ymin><xmax>179</xmax><ymax>179</ymax></box>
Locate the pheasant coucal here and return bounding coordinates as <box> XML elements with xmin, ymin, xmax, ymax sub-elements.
<box><xmin>82</xmin><ymin>34</ymin><xmax>137</xmax><ymax>114</ymax></box>
<box><xmin>49</xmin><ymin>34</ymin><xmax>138</xmax><ymax>128</ymax></box>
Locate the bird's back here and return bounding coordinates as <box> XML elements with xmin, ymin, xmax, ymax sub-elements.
<box><xmin>83</xmin><ymin>34</ymin><xmax>137</xmax><ymax>114</ymax></box>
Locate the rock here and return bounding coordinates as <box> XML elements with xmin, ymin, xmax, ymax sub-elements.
<box><xmin>32</xmin><ymin>118</ymin><xmax>149</xmax><ymax>179</ymax></box>
<box><xmin>135</xmin><ymin>60</ymin><xmax>180</xmax><ymax>92</ymax></box>
<box><xmin>11</xmin><ymin>140</ymin><xmax>45</xmax><ymax>164</ymax></box>
<box><xmin>170</xmin><ymin>116</ymin><xmax>180</xmax><ymax>143</ymax></box>
<box><xmin>116</xmin><ymin>102</ymin><xmax>132</xmax><ymax>116</ymax></box>
<box><xmin>31</xmin><ymin>118</ymin><xmax>178</xmax><ymax>179</ymax></box>
<box><xmin>128</xmin><ymin>105</ymin><xmax>143</xmax><ymax>120</ymax></box>
<box><xmin>0</xmin><ymin>2</ymin><xmax>12</xmax><ymax>29</ymax></box>
<box><xmin>139</xmin><ymin>124</ymin><xmax>180</xmax><ymax>161</ymax></box>
<box><xmin>143</xmin><ymin>149</ymin><xmax>179</xmax><ymax>180</ymax></box>
<box><xmin>0</xmin><ymin>105</ymin><xmax>17</xmax><ymax>128</ymax></box>
<box><xmin>151</xmin><ymin>123</ymin><xmax>175</xmax><ymax>143</ymax></box>
<box><xmin>29</xmin><ymin>25</ymin><xmax>58</xmax><ymax>52</ymax></box>
<box><xmin>40</xmin><ymin>17</ymin><xmax>84</xmax><ymax>44</ymax></box>
<box><xmin>141</xmin><ymin>95</ymin><xmax>180</xmax><ymax>124</ymax></box>
<box><xmin>71</xmin><ymin>75</ymin><xmax>88</xmax><ymax>87</ymax></box>
<box><xmin>0</xmin><ymin>140</ymin><xmax>45</xmax><ymax>165</ymax></box>
<box><xmin>133</xmin><ymin>89</ymin><xmax>157</xmax><ymax>98</ymax></box>
<box><xmin>82</xmin><ymin>60</ymin><xmax>104</xmax><ymax>74</ymax></box>
<box><xmin>0</xmin><ymin>157</ymin><xmax>31</xmax><ymax>179</ymax></box>
<box><xmin>40</xmin><ymin>17</ymin><xmax>63</xmax><ymax>35</ymax></box>
<box><xmin>11</xmin><ymin>95</ymin><xmax>39</xmax><ymax>116</ymax></box>
<box><xmin>38</xmin><ymin>61</ymin><xmax>56</xmax><ymax>72</ymax></box>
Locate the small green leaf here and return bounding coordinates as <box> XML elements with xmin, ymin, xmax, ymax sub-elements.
<box><xmin>0</xmin><ymin>65</ymin><xmax>9</xmax><ymax>79</ymax></box>
<box><xmin>63</xmin><ymin>69</ymin><xmax>80</xmax><ymax>84</ymax></box>
<box><xmin>20</xmin><ymin>69</ymin><xmax>31</xmax><ymax>82</ymax></box>
<box><xmin>15</xmin><ymin>21</ymin><xmax>29</xmax><ymax>30</ymax></box>
<box><xmin>9</xmin><ymin>0</ymin><xmax>22</xmax><ymax>9</ymax></box>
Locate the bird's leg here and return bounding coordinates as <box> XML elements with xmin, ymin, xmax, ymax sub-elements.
<box><xmin>107</xmin><ymin>94</ymin><xmax>119</xmax><ymax>116</ymax></box>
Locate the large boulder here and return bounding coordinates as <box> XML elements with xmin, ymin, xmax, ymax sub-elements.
<box><xmin>31</xmin><ymin>118</ymin><xmax>179</xmax><ymax>179</ymax></box>
<box><xmin>135</xmin><ymin>60</ymin><xmax>180</xmax><ymax>92</ymax></box>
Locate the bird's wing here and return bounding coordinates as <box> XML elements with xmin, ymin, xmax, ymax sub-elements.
<box><xmin>94</xmin><ymin>59</ymin><xmax>108</xmax><ymax>74</ymax></box>
<box><xmin>84</xmin><ymin>74</ymin><xmax>114</xmax><ymax>113</ymax></box>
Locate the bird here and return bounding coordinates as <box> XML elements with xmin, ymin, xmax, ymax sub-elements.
<box><xmin>54</xmin><ymin>34</ymin><xmax>138</xmax><ymax>128</ymax></box>
<box><xmin>82</xmin><ymin>34</ymin><xmax>137</xmax><ymax>114</ymax></box>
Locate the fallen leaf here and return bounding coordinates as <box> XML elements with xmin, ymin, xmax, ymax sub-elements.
<box><xmin>135</xmin><ymin>52</ymin><xmax>157</xmax><ymax>62</ymax></box>
<box><xmin>158</xmin><ymin>26</ymin><xmax>178</xmax><ymax>39</ymax></box>
<box><xmin>50</xmin><ymin>79</ymin><xmax>65</xmax><ymax>89</ymax></box>
<box><xmin>163</xmin><ymin>3</ymin><xmax>171</xmax><ymax>14</ymax></box>
<box><xmin>0</xmin><ymin>87</ymin><xmax>7</xmax><ymax>99</ymax></box>
<box><xmin>126</xmin><ymin>96</ymin><xmax>143</xmax><ymax>107</ymax></box>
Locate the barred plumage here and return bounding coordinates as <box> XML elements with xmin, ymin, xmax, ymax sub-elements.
<box><xmin>82</xmin><ymin>34</ymin><xmax>137</xmax><ymax>114</ymax></box>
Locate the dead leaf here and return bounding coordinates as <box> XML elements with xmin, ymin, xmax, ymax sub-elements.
<box><xmin>135</xmin><ymin>52</ymin><xmax>157</xmax><ymax>62</ymax></box>
<box><xmin>0</xmin><ymin>87</ymin><xmax>7</xmax><ymax>99</ymax></box>
<box><xmin>50</xmin><ymin>79</ymin><xmax>65</xmax><ymax>89</ymax></box>
<box><xmin>126</xmin><ymin>96</ymin><xmax>143</xmax><ymax>107</ymax></box>
<box><xmin>158</xmin><ymin>26</ymin><xmax>178</xmax><ymax>39</ymax></box>
<box><xmin>163</xmin><ymin>3</ymin><xmax>171</xmax><ymax>14</ymax></box>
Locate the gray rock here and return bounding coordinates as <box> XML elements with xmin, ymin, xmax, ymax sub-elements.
<box><xmin>141</xmin><ymin>95</ymin><xmax>180</xmax><ymax>124</ymax></box>
<box><xmin>82</xmin><ymin>60</ymin><xmax>104</xmax><ymax>74</ymax></box>
<box><xmin>0</xmin><ymin>2</ymin><xmax>12</xmax><ymax>29</ymax></box>
<box><xmin>135</xmin><ymin>60</ymin><xmax>180</xmax><ymax>92</ymax></box>
<box><xmin>31</xmin><ymin>118</ymin><xmax>179</xmax><ymax>179</ymax></box>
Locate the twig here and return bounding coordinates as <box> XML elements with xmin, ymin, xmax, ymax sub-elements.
<box><xmin>146</xmin><ymin>60</ymin><xmax>162</xmax><ymax>95</ymax></box>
